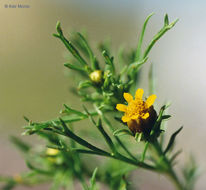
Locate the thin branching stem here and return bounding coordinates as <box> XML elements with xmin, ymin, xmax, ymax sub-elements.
<box><xmin>152</xmin><ymin>140</ymin><xmax>184</xmax><ymax>190</ymax></box>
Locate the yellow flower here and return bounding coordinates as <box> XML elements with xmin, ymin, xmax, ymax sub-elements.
<box><xmin>116</xmin><ymin>88</ymin><xmax>157</xmax><ymax>134</ymax></box>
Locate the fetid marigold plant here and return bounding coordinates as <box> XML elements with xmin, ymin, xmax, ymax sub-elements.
<box><xmin>0</xmin><ymin>13</ymin><xmax>200</xmax><ymax>190</ymax></box>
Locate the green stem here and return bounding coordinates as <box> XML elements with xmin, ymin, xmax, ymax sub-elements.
<box><xmin>53</xmin><ymin>122</ymin><xmax>155</xmax><ymax>172</ymax></box>
<box><xmin>135</xmin><ymin>13</ymin><xmax>154</xmax><ymax>61</ymax></box>
<box><xmin>152</xmin><ymin>140</ymin><xmax>184</xmax><ymax>190</ymax></box>
<box><xmin>98</xmin><ymin>111</ymin><xmax>137</xmax><ymax>161</ymax></box>
<box><xmin>141</xmin><ymin>141</ymin><xmax>149</xmax><ymax>162</ymax></box>
<box><xmin>79</xmin><ymin>178</ymin><xmax>89</xmax><ymax>190</ymax></box>
<box><xmin>75</xmin><ymin>148</ymin><xmax>156</xmax><ymax>172</ymax></box>
<box><xmin>166</xmin><ymin>170</ymin><xmax>184</xmax><ymax>190</ymax></box>
<box><xmin>114</xmin><ymin>153</ymin><xmax>156</xmax><ymax>171</ymax></box>
<box><xmin>142</xmin><ymin>18</ymin><xmax>178</xmax><ymax>60</ymax></box>
<box><xmin>115</xmin><ymin>137</ymin><xmax>138</xmax><ymax>161</ymax></box>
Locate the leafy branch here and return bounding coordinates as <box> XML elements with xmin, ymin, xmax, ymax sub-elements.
<box><xmin>0</xmin><ymin>13</ymin><xmax>199</xmax><ymax>190</ymax></box>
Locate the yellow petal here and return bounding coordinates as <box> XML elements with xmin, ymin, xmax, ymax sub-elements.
<box><xmin>123</xmin><ymin>93</ymin><xmax>133</xmax><ymax>103</ymax></box>
<box><xmin>142</xmin><ymin>112</ymin><xmax>149</xmax><ymax>119</ymax></box>
<box><xmin>116</xmin><ymin>104</ymin><xmax>127</xmax><ymax>112</ymax></box>
<box><xmin>135</xmin><ymin>88</ymin><xmax>144</xmax><ymax>100</ymax></box>
<box><xmin>145</xmin><ymin>94</ymin><xmax>156</xmax><ymax>108</ymax></box>
<box><xmin>122</xmin><ymin>115</ymin><xmax>131</xmax><ymax>122</ymax></box>
<box><xmin>131</xmin><ymin>114</ymin><xmax>139</xmax><ymax>120</ymax></box>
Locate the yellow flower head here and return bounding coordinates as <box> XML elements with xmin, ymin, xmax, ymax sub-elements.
<box><xmin>116</xmin><ymin>88</ymin><xmax>156</xmax><ymax>123</ymax></box>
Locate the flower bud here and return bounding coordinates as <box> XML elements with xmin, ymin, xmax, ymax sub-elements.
<box><xmin>89</xmin><ymin>70</ymin><xmax>102</xmax><ymax>83</ymax></box>
<box><xmin>46</xmin><ymin>148</ymin><xmax>59</xmax><ymax>156</ymax></box>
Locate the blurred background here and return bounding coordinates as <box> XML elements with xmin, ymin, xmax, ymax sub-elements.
<box><xmin>1</xmin><ymin>0</ymin><xmax>206</xmax><ymax>189</ymax></box>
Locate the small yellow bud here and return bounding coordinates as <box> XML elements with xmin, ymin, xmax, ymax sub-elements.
<box><xmin>89</xmin><ymin>70</ymin><xmax>102</xmax><ymax>83</ymax></box>
<box><xmin>13</xmin><ymin>174</ymin><xmax>23</xmax><ymax>184</ymax></box>
<box><xmin>46</xmin><ymin>148</ymin><xmax>59</xmax><ymax>156</ymax></box>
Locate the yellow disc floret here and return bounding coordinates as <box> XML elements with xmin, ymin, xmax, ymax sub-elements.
<box><xmin>116</xmin><ymin>88</ymin><xmax>156</xmax><ymax>122</ymax></box>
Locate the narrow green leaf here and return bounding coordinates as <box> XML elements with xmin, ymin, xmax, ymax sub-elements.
<box><xmin>162</xmin><ymin>115</ymin><xmax>171</xmax><ymax>120</ymax></box>
<box><xmin>182</xmin><ymin>155</ymin><xmax>199</xmax><ymax>190</ymax></box>
<box><xmin>96</xmin><ymin>118</ymin><xmax>116</xmax><ymax>153</ymax></box>
<box><xmin>56</xmin><ymin>21</ymin><xmax>63</xmax><ymax>35</ymax></box>
<box><xmin>21</xmin><ymin>129</ymin><xmax>36</xmax><ymax>136</ymax></box>
<box><xmin>63</xmin><ymin>104</ymin><xmax>87</xmax><ymax>117</ymax></box>
<box><xmin>168</xmin><ymin>19</ymin><xmax>179</xmax><ymax>29</ymax></box>
<box><xmin>78</xmin><ymin>80</ymin><xmax>93</xmax><ymax>89</ymax></box>
<box><xmin>26</xmin><ymin>161</ymin><xmax>51</xmax><ymax>175</ymax></box>
<box><xmin>59</xmin><ymin>114</ymin><xmax>93</xmax><ymax>123</ymax></box>
<box><xmin>23</xmin><ymin>116</ymin><xmax>30</xmax><ymax>122</ymax></box>
<box><xmin>2</xmin><ymin>181</ymin><xmax>16</xmax><ymax>190</ymax></box>
<box><xmin>141</xmin><ymin>141</ymin><xmax>149</xmax><ymax>162</ymax></box>
<box><xmin>150</xmin><ymin>104</ymin><xmax>168</xmax><ymax>136</ymax></box>
<box><xmin>0</xmin><ymin>176</ymin><xmax>13</xmax><ymax>183</ymax></box>
<box><xmin>98</xmin><ymin>39</ymin><xmax>111</xmax><ymax>55</ymax></box>
<box><xmin>164</xmin><ymin>126</ymin><xmax>183</xmax><ymax>154</ymax></box>
<box><xmin>82</xmin><ymin>105</ymin><xmax>96</xmax><ymax>125</ymax></box>
<box><xmin>71</xmin><ymin>148</ymin><xmax>106</xmax><ymax>156</ymax></box>
<box><xmin>111</xmin><ymin>165</ymin><xmax>136</xmax><ymax>177</ymax></box>
<box><xmin>55</xmin><ymin>24</ymin><xmax>88</xmax><ymax>66</ymax></box>
<box><xmin>164</xmin><ymin>14</ymin><xmax>169</xmax><ymax>26</ymax></box>
<box><xmin>142</xmin><ymin>16</ymin><xmax>178</xmax><ymax>59</ymax></box>
<box><xmin>119</xmin><ymin>65</ymin><xmax>128</xmax><ymax>77</ymax></box>
<box><xmin>23</xmin><ymin>123</ymin><xmax>49</xmax><ymax>132</ymax></box>
<box><xmin>10</xmin><ymin>136</ymin><xmax>31</xmax><ymax>153</ymax></box>
<box><xmin>113</xmin><ymin>129</ymin><xmax>133</xmax><ymax>137</ymax></box>
<box><xmin>59</xmin><ymin>118</ymin><xmax>110</xmax><ymax>156</ymax></box>
<box><xmin>64</xmin><ymin>63</ymin><xmax>86</xmax><ymax>72</ymax></box>
<box><xmin>90</xmin><ymin>168</ymin><xmax>98</xmax><ymax>190</ymax></box>
<box><xmin>83</xmin><ymin>106</ymin><xmax>116</xmax><ymax>153</ymax></box>
<box><xmin>23</xmin><ymin>111</ymin><xmax>98</xmax><ymax>136</ymax></box>
<box><xmin>135</xmin><ymin>13</ymin><xmax>154</xmax><ymax>60</ymax></box>
<box><xmin>53</xmin><ymin>33</ymin><xmax>60</xmax><ymax>38</ymax></box>
<box><xmin>102</xmin><ymin>50</ymin><xmax>115</xmax><ymax>74</ymax></box>
<box><xmin>103</xmin><ymin>75</ymin><xmax>110</xmax><ymax>89</ymax></box>
<box><xmin>77</xmin><ymin>33</ymin><xmax>99</xmax><ymax>70</ymax></box>
<box><xmin>37</xmin><ymin>131</ymin><xmax>62</xmax><ymax>145</ymax></box>
<box><xmin>47</xmin><ymin>145</ymin><xmax>64</xmax><ymax>151</ymax></box>
<box><xmin>51</xmin><ymin>172</ymin><xmax>64</xmax><ymax>190</ymax></box>
<box><xmin>61</xmin><ymin>36</ymin><xmax>88</xmax><ymax>66</ymax></box>
<box><xmin>170</xmin><ymin>149</ymin><xmax>182</xmax><ymax>164</ymax></box>
<box><xmin>96</xmin><ymin>108</ymin><xmax>137</xmax><ymax>161</ymax></box>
